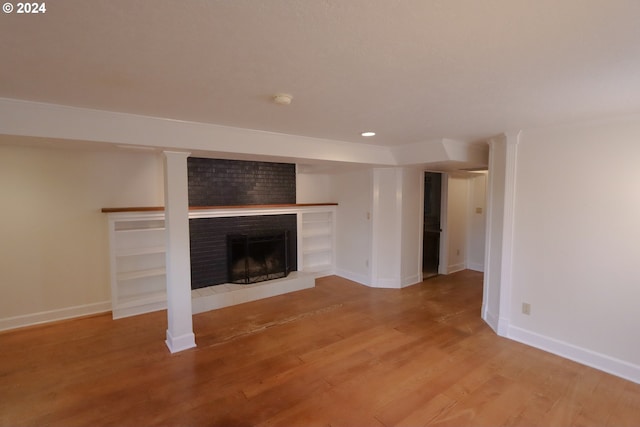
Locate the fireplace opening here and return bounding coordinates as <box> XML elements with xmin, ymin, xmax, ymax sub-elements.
<box><xmin>227</xmin><ymin>230</ymin><xmax>290</xmax><ymax>284</ymax></box>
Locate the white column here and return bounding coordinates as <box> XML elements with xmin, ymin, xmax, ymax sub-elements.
<box><xmin>370</xmin><ymin>168</ymin><xmax>403</xmax><ymax>288</ymax></box>
<box><xmin>163</xmin><ymin>151</ymin><xmax>196</xmax><ymax>353</ymax></box>
<box><xmin>482</xmin><ymin>131</ymin><xmax>520</xmax><ymax>336</ymax></box>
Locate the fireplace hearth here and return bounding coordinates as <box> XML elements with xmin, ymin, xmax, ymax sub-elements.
<box><xmin>227</xmin><ymin>230</ymin><xmax>290</xmax><ymax>284</ymax></box>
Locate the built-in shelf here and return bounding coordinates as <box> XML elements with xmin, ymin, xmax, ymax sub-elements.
<box><xmin>105</xmin><ymin>204</ymin><xmax>337</xmax><ymax>319</ymax></box>
<box><xmin>299</xmin><ymin>210</ymin><xmax>335</xmax><ymax>277</ymax></box>
<box><xmin>117</xmin><ymin>267</ymin><xmax>166</xmax><ymax>282</ymax></box>
<box><xmin>107</xmin><ymin>213</ymin><xmax>167</xmax><ymax>319</ymax></box>
<box><xmin>116</xmin><ymin>246</ymin><xmax>165</xmax><ymax>257</ymax></box>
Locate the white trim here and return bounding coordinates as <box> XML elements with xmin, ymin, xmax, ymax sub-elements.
<box><xmin>508</xmin><ymin>325</ymin><xmax>640</xmax><ymax>385</ymax></box>
<box><xmin>370</xmin><ymin>170</ymin><xmax>381</xmax><ymax>286</ymax></box>
<box><xmin>482</xmin><ymin>308</ymin><xmax>499</xmax><ymax>333</ymax></box>
<box><xmin>0</xmin><ymin>97</ymin><xmax>395</xmax><ymax>166</ymax></box>
<box><xmin>466</xmin><ymin>261</ymin><xmax>484</xmax><ymax>272</ymax></box>
<box><xmin>497</xmin><ymin>316</ymin><xmax>510</xmax><ymax>336</ymax></box>
<box><xmin>335</xmin><ymin>268</ymin><xmax>371</xmax><ymax>287</ymax></box>
<box><xmin>447</xmin><ymin>262</ymin><xmax>466</xmax><ymax>274</ymax></box>
<box><xmin>165</xmin><ymin>330</ymin><xmax>196</xmax><ymax>354</ymax></box>
<box><xmin>497</xmin><ymin>131</ymin><xmax>521</xmax><ymax>335</ymax></box>
<box><xmin>0</xmin><ymin>301</ymin><xmax>111</xmax><ymax>332</ymax></box>
<box><xmin>401</xmin><ymin>273</ymin><xmax>422</xmax><ymax>288</ymax></box>
<box><xmin>438</xmin><ymin>173</ymin><xmax>449</xmax><ymax>275</ymax></box>
<box><xmin>417</xmin><ymin>170</ymin><xmax>425</xmax><ymax>281</ymax></box>
<box><xmin>481</xmin><ymin>142</ymin><xmax>497</xmax><ymax>331</ymax></box>
<box><xmin>163</xmin><ymin>151</ymin><xmax>196</xmax><ymax>353</ymax></box>
<box><xmin>373</xmin><ymin>277</ymin><xmax>401</xmax><ymax>288</ymax></box>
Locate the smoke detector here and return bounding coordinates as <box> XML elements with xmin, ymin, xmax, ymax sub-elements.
<box><xmin>272</xmin><ymin>93</ymin><xmax>293</xmax><ymax>105</ymax></box>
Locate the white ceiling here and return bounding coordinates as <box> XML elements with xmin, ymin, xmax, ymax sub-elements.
<box><xmin>2</xmin><ymin>0</ymin><xmax>640</xmax><ymax>147</ymax></box>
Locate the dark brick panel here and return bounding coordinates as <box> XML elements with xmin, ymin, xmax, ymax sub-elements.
<box><xmin>189</xmin><ymin>215</ymin><xmax>297</xmax><ymax>289</ymax></box>
<box><xmin>188</xmin><ymin>158</ymin><xmax>296</xmax><ymax>206</ymax></box>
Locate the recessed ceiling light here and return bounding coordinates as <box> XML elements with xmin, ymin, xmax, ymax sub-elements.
<box><xmin>361</xmin><ymin>131</ymin><xmax>376</xmax><ymax>137</ymax></box>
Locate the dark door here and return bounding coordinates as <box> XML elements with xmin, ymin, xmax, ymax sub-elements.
<box><xmin>423</xmin><ymin>172</ymin><xmax>442</xmax><ymax>278</ymax></box>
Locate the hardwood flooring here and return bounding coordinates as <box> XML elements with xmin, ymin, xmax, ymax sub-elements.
<box><xmin>2</xmin><ymin>270</ymin><xmax>640</xmax><ymax>426</ymax></box>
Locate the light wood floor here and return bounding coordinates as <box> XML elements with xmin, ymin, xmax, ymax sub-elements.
<box><xmin>2</xmin><ymin>271</ymin><xmax>640</xmax><ymax>426</ymax></box>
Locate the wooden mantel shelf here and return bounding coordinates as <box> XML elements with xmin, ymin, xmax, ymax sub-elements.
<box><xmin>101</xmin><ymin>203</ymin><xmax>338</xmax><ymax>213</ymax></box>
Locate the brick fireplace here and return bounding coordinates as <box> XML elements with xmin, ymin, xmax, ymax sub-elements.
<box><xmin>187</xmin><ymin>157</ymin><xmax>298</xmax><ymax>289</ymax></box>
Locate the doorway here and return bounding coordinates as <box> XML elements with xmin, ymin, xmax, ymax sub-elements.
<box><xmin>423</xmin><ymin>172</ymin><xmax>442</xmax><ymax>278</ymax></box>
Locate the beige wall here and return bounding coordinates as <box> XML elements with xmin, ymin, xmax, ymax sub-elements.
<box><xmin>0</xmin><ymin>143</ymin><xmax>164</xmax><ymax>328</ymax></box>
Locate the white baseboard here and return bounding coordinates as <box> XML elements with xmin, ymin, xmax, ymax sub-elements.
<box><xmin>508</xmin><ymin>325</ymin><xmax>640</xmax><ymax>385</ymax></box>
<box><xmin>0</xmin><ymin>301</ymin><xmax>112</xmax><ymax>332</ymax></box>
<box><xmin>482</xmin><ymin>307</ymin><xmax>499</xmax><ymax>333</ymax></box>
<box><xmin>373</xmin><ymin>277</ymin><xmax>401</xmax><ymax>288</ymax></box>
<box><xmin>165</xmin><ymin>330</ymin><xmax>196</xmax><ymax>353</ymax></box>
<box><xmin>334</xmin><ymin>268</ymin><xmax>370</xmax><ymax>287</ymax></box>
<box><xmin>466</xmin><ymin>262</ymin><xmax>484</xmax><ymax>272</ymax></box>
<box><xmin>447</xmin><ymin>262</ymin><xmax>466</xmax><ymax>274</ymax></box>
<box><xmin>401</xmin><ymin>273</ymin><xmax>422</xmax><ymax>288</ymax></box>
<box><xmin>335</xmin><ymin>269</ymin><xmax>421</xmax><ymax>289</ymax></box>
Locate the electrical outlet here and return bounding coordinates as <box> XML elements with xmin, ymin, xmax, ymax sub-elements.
<box><xmin>522</xmin><ymin>302</ymin><xmax>531</xmax><ymax>315</ymax></box>
<box><xmin>476</xmin><ymin>207</ymin><xmax>483</xmax><ymax>214</ymax></box>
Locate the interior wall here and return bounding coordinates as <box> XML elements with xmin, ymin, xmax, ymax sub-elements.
<box><xmin>400</xmin><ymin>167</ymin><xmax>423</xmax><ymax>286</ymax></box>
<box><xmin>0</xmin><ymin>143</ymin><xmax>164</xmax><ymax>329</ymax></box>
<box><xmin>509</xmin><ymin>117</ymin><xmax>640</xmax><ymax>377</ymax></box>
<box><xmin>331</xmin><ymin>169</ymin><xmax>372</xmax><ymax>285</ymax></box>
<box><xmin>467</xmin><ymin>173</ymin><xmax>487</xmax><ymax>272</ymax></box>
<box><xmin>483</xmin><ymin>135</ymin><xmax>508</xmax><ymax>332</ymax></box>
<box><xmin>446</xmin><ymin>175</ymin><xmax>469</xmax><ymax>274</ymax></box>
<box><xmin>371</xmin><ymin>168</ymin><xmax>402</xmax><ymax>287</ymax></box>
<box><xmin>296</xmin><ymin>171</ymin><xmax>333</xmax><ymax>203</ymax></box>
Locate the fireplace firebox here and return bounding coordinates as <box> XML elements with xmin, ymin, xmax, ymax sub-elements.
<box><xmin>227</xmin><ymin>230</ymin><xmax>290</xmax><ymax>284</ymax></box>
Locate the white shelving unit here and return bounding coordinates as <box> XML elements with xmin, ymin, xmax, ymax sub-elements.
<box><xmin>106</xmin><ymin>204</ymin><xmax>336</xmax><ymax>319</ymax></box>
<box><xmin>107</xmin><ymin>213</ymin><xmax>167</xmax><ymax>319</ymax></box>
<box><xmin>299</xmin><ymin>208</ymin><xmax>335</xmax><ymax>276</ymax></box>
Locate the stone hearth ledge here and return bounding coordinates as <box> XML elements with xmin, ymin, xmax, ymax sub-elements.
<box><xmin>191</xmin><ymin>271</ymin><xmax>316</xmax><ymax>314</ymax></box>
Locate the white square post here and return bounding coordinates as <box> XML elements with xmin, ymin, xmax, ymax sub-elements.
<box><xmin>163</xmin><ymin>151</ymin><xmax>196</xmax><ymax>353</ymax></box>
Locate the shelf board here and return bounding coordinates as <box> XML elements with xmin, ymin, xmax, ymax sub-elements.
<box><xmin>117</xmin><ymin>267</ymin><xmax>166</xmax><ymax>281</ymax></box>
<box><xmin>302</xmin><ymin>219</ymin><xmax>332</xmax><ymax>225</ymax></box>
<box><xmin>303</xmin><ymin>247</ymin><xmax>332</xmax><ymax>255</ymax></box>
<box><xmin>117</xmin><ymin>291</ymin><xmax>167</xmax><ymax>309</ymax></box>
<box><xmin>116</xmin><ymin>246</ymin><xmax>166</xmax><ymax>257</ymax></box>
<box><xmin>302</xmin><ymin>230</ymin><xmax>332</xmax><ymax>238</ymax></box>
<box><xmin>302</xmin><ymin>263</ymin><xmax>332</xmax><ymax>273</ymax></box>
<box><xmin>115</xmin><ymin>227</ymin><xmax>165</xmax><ymax>233</ymax></box>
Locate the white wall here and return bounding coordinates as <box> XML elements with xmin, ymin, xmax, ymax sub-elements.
<box><xmin>371</xmin><ymin>168</ymin><xmax>402</xmax><ymax>287</ymax></box>
<box><xmin>332</xmin><ymin>169</ymin><xmax>372</xmax><ymax>285</ymax></box>
<box><xmin>446</xmin><ymin>175</ymin><xmax>469</xmax><ymax>274</ymax></box>
<box><xmin>507</xmin><ymin>117</ymin><xmax>640</xmax><ymax>380</ymax></box>
<box><xmin>296</xmin><ymin>171</ymin><xmax>333</xmax><ymax>203</ymax></box>
<box><xmin>483</xmin><ymin>135</ymin><xmax>510</xmax><ymax>332</ymax></box>
<box><xmin>467</xmin><ymin>173</ymin><xmax>487</xmax><ymax>272</ymax></box>
<box><xmin>0</xmin><ymin>143</ymin><xmax>164</xmax><ymax>330</ymax></box>
<box><xmin>400</xmin><ymin>167</ymin><xmax>423</xmax><ymax>287</ymax></box>
<box><xmin>332</xmin><ymin>166</ymin><xmax>422</xmax><ymax>289</ymax></box>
